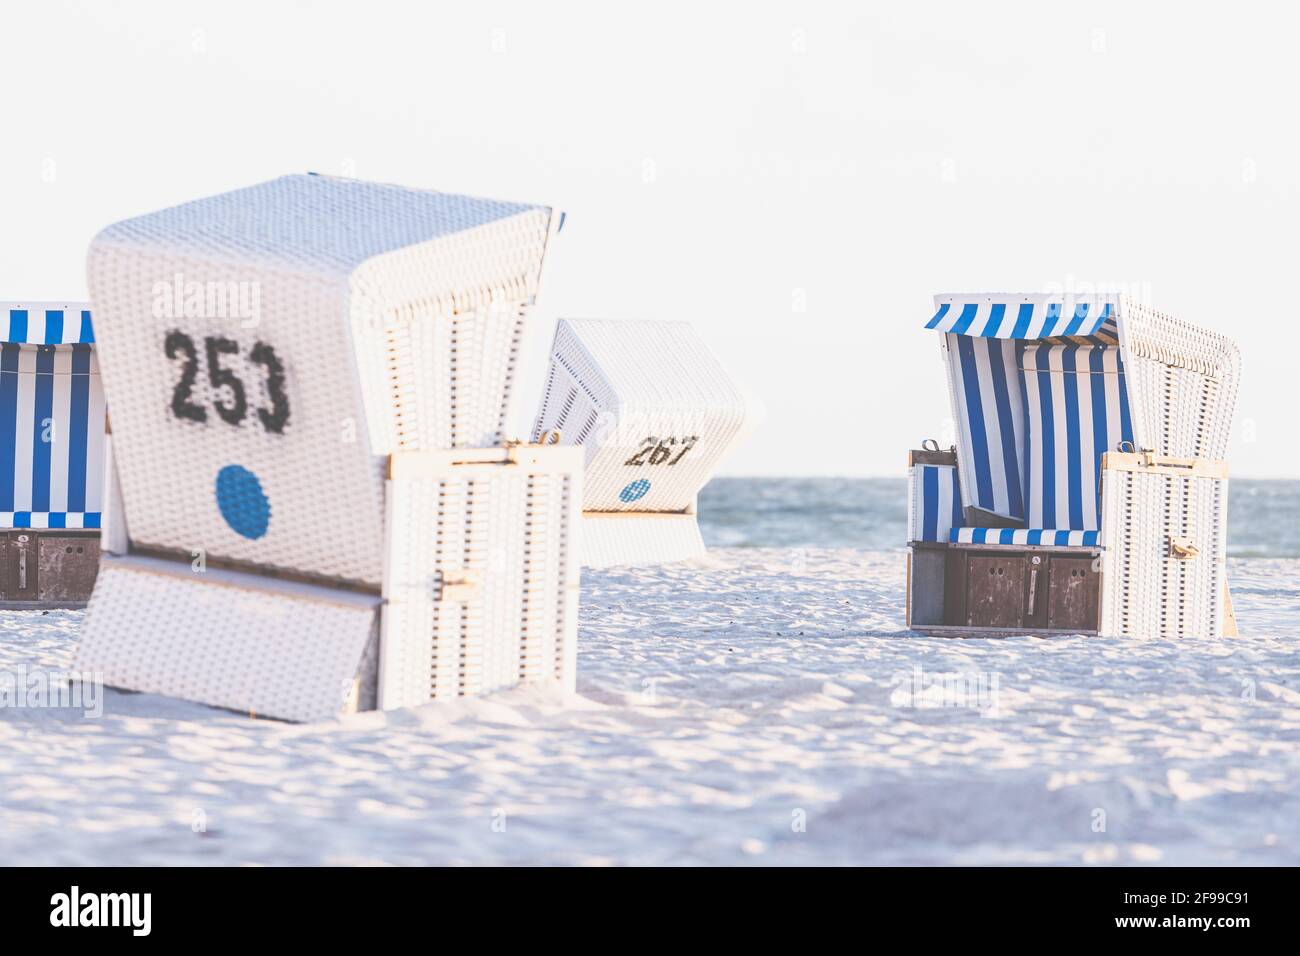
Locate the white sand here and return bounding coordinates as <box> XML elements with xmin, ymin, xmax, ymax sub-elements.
<box><xmin>1</xmin><ymin>548</ymin><xmax>1297</xmax><ymax>865</ymax></box>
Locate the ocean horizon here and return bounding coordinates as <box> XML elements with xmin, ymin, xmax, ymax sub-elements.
<box><xmin>699</xmin><ymin>477</ymin><xmax>1300</xmax><ymax>558</ymax></box>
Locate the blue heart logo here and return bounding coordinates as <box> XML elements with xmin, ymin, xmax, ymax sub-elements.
<box><xmin>215</xmin><ymin>464</ymin><xmax>271</xmax><ymax>539</ymax></box>
<box><xmin>619</xmin><ymin>478</ymin><xmax>651</xmax><ymax>503</ymax></box>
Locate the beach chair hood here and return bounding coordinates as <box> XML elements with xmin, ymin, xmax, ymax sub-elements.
<box><xmin>924</xmin><ymin>293</ymin><xmax>1239</xmax><ymax>530</ymax></box>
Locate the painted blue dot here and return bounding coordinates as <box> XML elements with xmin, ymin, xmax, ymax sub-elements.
<box><xmin>215</xmin><ymin>465</ymin><xmax>270</xmax><ymax>539</ymax></box>
<box><xmin>619</xmin><ymin>478</ymin><xmax>651</xmax><ymax>503</ymax></box>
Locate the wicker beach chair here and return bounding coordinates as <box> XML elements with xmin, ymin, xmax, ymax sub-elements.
<box><xmin>907</xmin><ymin>293</ymin><xmax>1239</xmax><ymax>638</ymax></box>
<box><xmin>73</xmin><ymin>174</ymin><xmax>580</xmax><ymax>721</ymax></box>
<box><xmin>0</xmin><ymin>303</ymin><xmax>105</xmax><ymax>606</ymax></box>
<box><xmin>531</xmin><ymin>318</ymin><xmax>750</xmax><ymax>567</ymax></box>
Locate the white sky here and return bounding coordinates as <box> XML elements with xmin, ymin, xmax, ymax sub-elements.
<box><xmin>3</xmin><ymin>1</ymin><xmax>1294</xmax><ymax>477</ymax></box>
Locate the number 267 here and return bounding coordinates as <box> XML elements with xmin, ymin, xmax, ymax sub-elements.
<box><xmin>623</xmin><ymin>436</ymin><xmax>698</xmax><ymax>467</ymax></box>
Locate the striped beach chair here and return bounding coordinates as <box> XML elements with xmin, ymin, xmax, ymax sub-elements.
<box><xmin>73</xmin><ymin>174</ymin><xmax>580</xmax><ymax>721</ymax></box>
<box><xmin>531</xmin><ymin>318</ymin><xmax>752</xmax><ymax>567</ymax></box>
<box><xmin>907</xmin><ymin>293</ymin><xmax>1239</xmax><ymax>638</ymax></box>
<box><xmin>0</xmin><ymin>304</ymin><xmax>105</xmax><ymax>606</ymax></box>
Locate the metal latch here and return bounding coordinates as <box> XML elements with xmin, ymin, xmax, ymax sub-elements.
<box><xmin>1169</xmin><ymin>537</ymin><xmax>1201</xmax><ymax>560</ymax></box>
<box><xmin>436</xmin><ymin>570</ymin><xmax>481</xmax><ymax>603</ymax></box>
<box><xmin>1026</xmin><ymin>554</ymin><xmax>1041</xmax><ymax>615</ymax></box>
<box><xmin>16</xmin><ymin>534</ymin><xmax>28</xmax><ymax>590</ymax></box>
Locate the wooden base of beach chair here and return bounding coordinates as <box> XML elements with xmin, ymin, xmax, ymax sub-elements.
<box><xmin>0</xmin><ymin>529</ymin><xmax>101</xmax><ymax>608</ymax></box>
<box><xmin>580</xmin><ymin>510</ymin><xmax>705</xmax><ymax>568</ymax></box>
<box><xmin>909</xmin><ymin>542</ymin><xmax>1101</xmax><ymax>636</ymax></box>
<box><xmin>907</xmin><ymin>432</ymin><xmax>1233</xmax><ymax>639</ymax></box>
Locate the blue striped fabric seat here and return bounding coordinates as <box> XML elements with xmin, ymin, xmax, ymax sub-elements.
<box><xmin>910</xmin><ymin>463</ymin><xmax>963</xmax><ymax>542</ymax></box>
<box><xmin>1</xmin><ymin>511</ymin><xmax>101</xmax><ymax>529</ymax></box>
<box><xmin>950</xmin><ymin>527</ymin><xmax>1099</xmax><ymax>547</ymax></box>
<box><xmin>1018</xmin><ymin>343</ymin><xmax>1133</xmax><ymax>531</ymax></box>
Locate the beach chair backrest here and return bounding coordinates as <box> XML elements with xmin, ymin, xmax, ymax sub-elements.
<box><xmin>930</xmin><ymin>294</ymin><xmax>1237</xmax><ymax>533</ymax></box>
<box><xmin>533</xmin><ymin>318</ymin><xmax>749</xmax><ymax>513</ymax></box>
<box><xmin>1119</xmin><ymin>299</ymin><xmax>1240</xmax><ymax>462</ymax></box>
<box><xmin>941</xmin><ymin>333</ymin><xmax>1026</xmax><ymax>522</ymax></box>
<box><xmin>0</xmin><ymin>304</ymin><xmax>106</xmax><ymax>530</ymax></box>
<box><xmin>87</xmin><ymin>175</ymin><xmax>559</xmax><ymax>586</ymax></box>
<box><xmin>1017</xmin><ymin>341</ymin><xmax>1134</xmax><ymax>530</ymax></box>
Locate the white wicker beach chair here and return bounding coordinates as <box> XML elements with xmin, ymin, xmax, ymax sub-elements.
<box><xmin>907</xmin><ymin>293</ymin><xmax>1239</xmax><ymax>638</ymax></box>
<box><xmin>73</xmin><ymin>174</ymin><xmax>580</xmax><ymax>721</ymax></box>
<box><xmin>531</xmin><ymin>318</ymin><xmax>750</xmax><ymax>567</ymax></box>
<box><xmin>0</xmin><ymin>303</ymin><xmax>105</xmax><ymax>606</ymax></box>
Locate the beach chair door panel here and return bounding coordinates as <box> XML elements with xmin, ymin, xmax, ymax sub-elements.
<box><xmin>36</xmin><ymin>535</ymin><xmax>100</xmax><ymax>603</ymax></box>
<box><xmin>1046</xmin><ymin>556</ymin><xmax>1099</xmax><ymax>632</ymax></box>
<box><xmin>966</xmin><ymin>554</ymin><xmax>1025</xmax><ymax>628</ymax></box>
<box><xmin>379</xmin><ymin>445</ymin><xmax>582</xmax><ymax>710</ymax></box>
<box><xmin>0</xmin><ymin>536</ymin><xmax>10</xmax><ymax>600</ymax></box>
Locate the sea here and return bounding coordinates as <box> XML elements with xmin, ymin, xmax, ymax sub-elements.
<box><xmin>698</xmin><ymin>478</ymin><xmax>1300</xmax><ymax>558</ymax></box>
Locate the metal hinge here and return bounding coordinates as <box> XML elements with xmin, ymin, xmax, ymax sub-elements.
<box><xmin>436</xmin><ymin>570</ymin><xmax>481</xmax><ymax>603</ymax></box>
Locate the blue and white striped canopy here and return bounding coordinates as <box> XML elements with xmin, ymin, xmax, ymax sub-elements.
<box><xmin>927</xmin><ymin>295</ymin><xmax>1118</xmax><ymax>343</ymax></box>
<box><xmin>3</xmin><ymin>305</ymin><xmax>95</xmax><ymax>345</ymax></box>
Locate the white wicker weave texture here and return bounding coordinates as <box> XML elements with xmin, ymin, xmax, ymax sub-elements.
<box><xmin>532</xmin><ymin>319</ymin><xmax>749</xmax><ymax>513</ymax></box>
<box><xmin>99</xmin><ymin>436</ymin><xmax>129</xmax><ymax>555</ymax></box>
<box><xmin>1099</xmin><ymin>462</ymin><xmax>1228</xmax><ymax>639</ymax></box>
<box><xmin>378</xmin><ymin>445</ymin><xmax>581</xmax><ymax>709</ymax></box>
<box><xmin>86</xmin><ymin>174</ymin><xmax>556</xmax><ymax>587</ymax></box>
<box><xmin>74</xmin><ymin>555</ymin><xmax>381</xmax><ymax>722</ymax></box>
<box><xmin>579</xmin><ymin>512</ymin><xmax>705</xmax><ymax>568</ymax></box>
<box><xmin>1119</xmin><ymin>298</ymin><xmax>1241</xmax><ymax>461</ymax></box>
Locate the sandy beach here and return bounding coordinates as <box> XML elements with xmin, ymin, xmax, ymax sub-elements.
<box><xmin>2</xmin><ymin>548</ymin><xmax>1296</xmax><ymax>866</ymax></box>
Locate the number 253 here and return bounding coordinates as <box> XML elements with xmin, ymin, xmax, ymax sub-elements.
<box><xmin>165</xmin><ymin>331</ymin><xmax>290</xmax><ymax>434</ymax></box>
